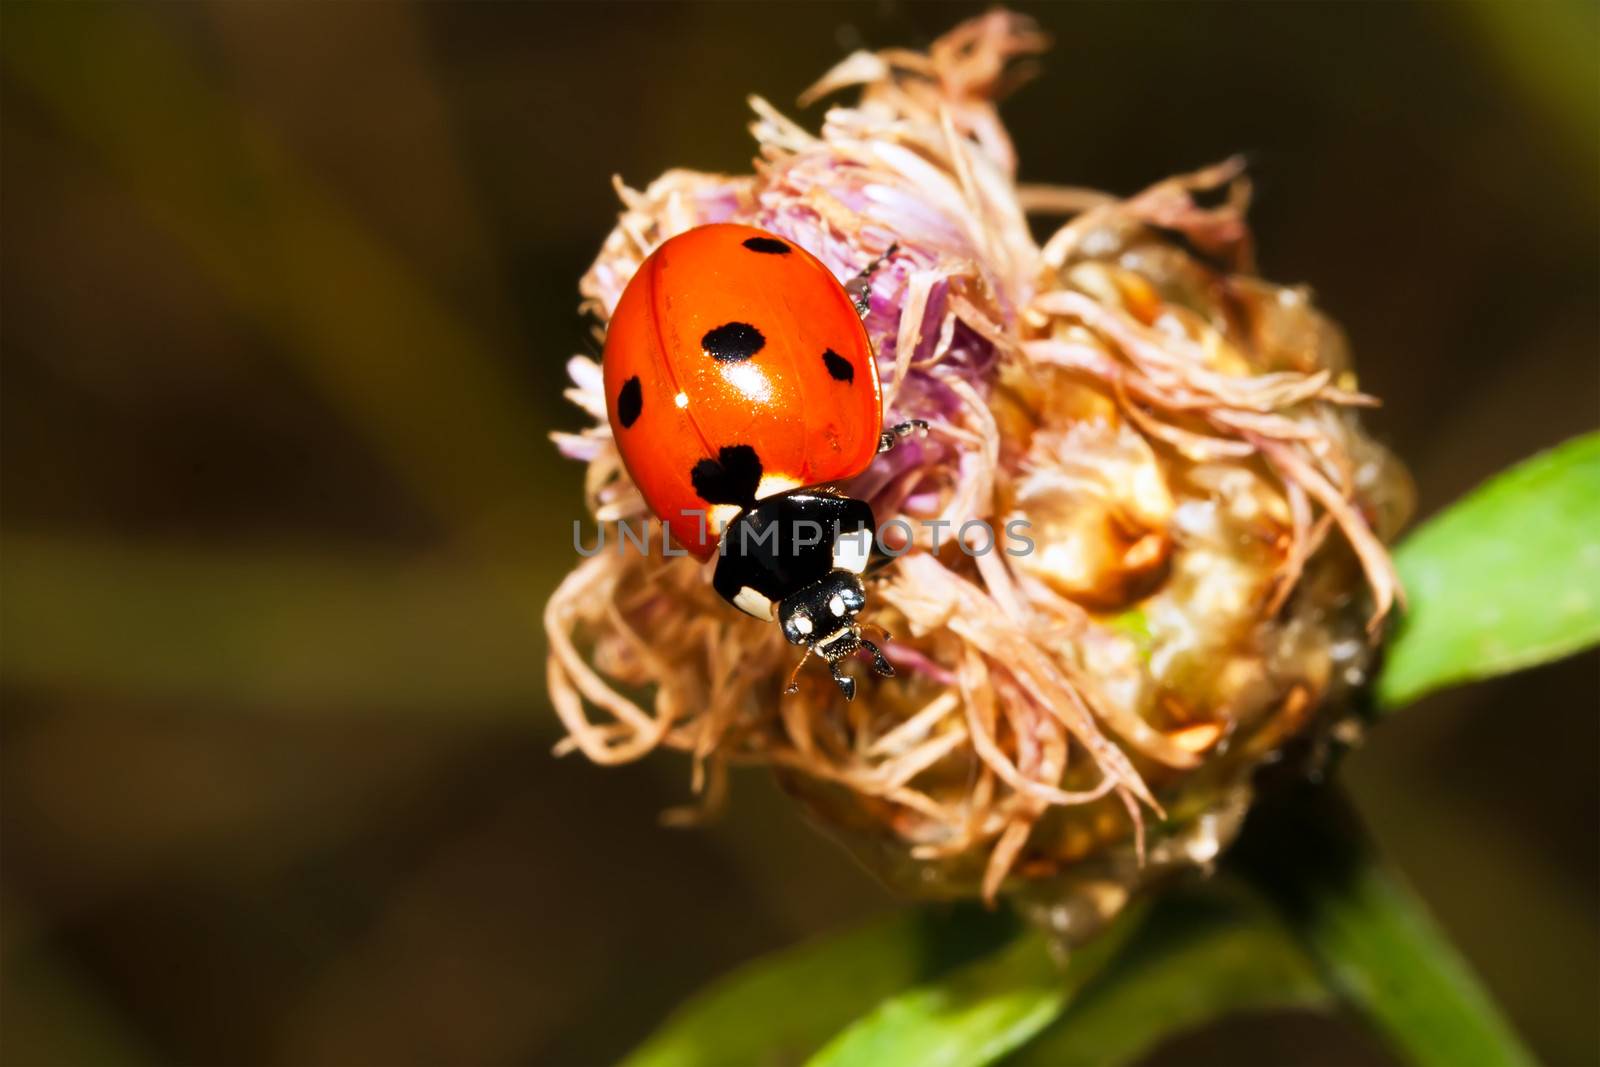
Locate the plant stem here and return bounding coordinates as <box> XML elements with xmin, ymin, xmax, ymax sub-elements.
<box><xmin>1229</xmin><ymin>783</ymin><xmax>1535</xmax><ymax>1067</ymax></box>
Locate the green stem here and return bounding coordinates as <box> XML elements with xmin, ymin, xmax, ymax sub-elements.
<box><xmin>1229</xmin><ymin>784</ymin><xmax>1535</xmax><ymax>1067</ymax></box>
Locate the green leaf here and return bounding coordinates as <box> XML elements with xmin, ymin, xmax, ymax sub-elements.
<box><xmin>623</xmin><ymin>905</ymin><xmax>1015</xmax><ymax>1067</ymax></box>
<box><xmin>1231</xmin><ymin>785</ymin><xmax>1534</xmax><ymax>1067</ymax></box>
<box><xmin>1378</xmin><ymin>430</ymin><xmax>1600</xmax><ymax>708</ymax></box>
<box><xmin>805</xmin><ymin>904</ymin><xmax>1145</xmax><ymax>1067</ymax></box>
<box><xmin>1009</xmin><ymin>882</ymin><xmax>1329</xmax><ymax>1067</ymax></box>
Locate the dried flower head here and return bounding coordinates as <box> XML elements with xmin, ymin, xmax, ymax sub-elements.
<box><xmin>546</xmin><ymin>10</ymin><xmax>1412</xmax><ymax>933</ymax></box>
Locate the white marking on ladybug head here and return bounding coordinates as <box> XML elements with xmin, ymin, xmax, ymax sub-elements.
<box><xmin>733</xmin><ymin>586</ymin><xmax>775</xmax><ymax>621</ymax></box>
<box><xmin>829</xmin><ymin>594</ymin><xmax>846</xmax><ymax>616</ymax></box>
<box><xmin>793</xmin><ymin>613</ymin><xmax>813</xmax><ymax>635</ymax></box>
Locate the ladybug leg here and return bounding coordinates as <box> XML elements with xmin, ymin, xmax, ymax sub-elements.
<box><xmin>877</xmin><ymin>419</ymin><xmax>929</xmax><ymax>454</ymax></box>
<box><xmin>783</xmin><ymin>647</ymin><xmax>814</xmax><ymax>694</ymax></box>
<box><xmin>859</xmin><ymin>638</ymin><xmax>896</xmax><ymax>679</ymax></box>
<box><xmin>845</xmin><ymin>242</ymin><xmax>900</xmax><ymax>316</ymax></box>
<box><xmin>859</xmin><ymin>620</ymin><xmax>893</xmax><ymax>644</ymax></box>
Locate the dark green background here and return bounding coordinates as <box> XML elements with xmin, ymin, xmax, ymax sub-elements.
<box><xmin>2</xmin><ymin>2</ymin><xmax>1595</xmax><ymax>1064</ymax></box>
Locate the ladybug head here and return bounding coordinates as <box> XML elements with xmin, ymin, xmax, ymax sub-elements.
<box><xmin>778</xmin><ymin>571</ymin><xmax>865</xmax><ymax>647</ymax></box>
<box><xmin>779</xmin><ymin>572</ymin><xmax>893</xmax><ymax>701</ymax></box>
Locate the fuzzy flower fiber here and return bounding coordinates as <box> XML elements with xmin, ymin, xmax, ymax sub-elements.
<box><xmin>546</xmin><ymin>11</ymin><xmax>1412</xmax><ymax>931</ymax></box>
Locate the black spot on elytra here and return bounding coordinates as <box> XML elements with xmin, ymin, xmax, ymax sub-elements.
<box><xmin>742</xmin><ymin>236</ymin><xmax>791</xmax><ymax>255</ymax></box>
<box><xmin>702</xmin><ymin>322</ymin><xmax>765</xmax><ymax>362</ymax></box>
<box><xmin>691</xmin><ymin>445</ymin><xmax>764</xmax><ymax>507</ymax></box>
<box><xmin>822</xmin><ymin>348</ymin><xmax>854</xmax><ymax>383</ymax></box>
<box><xmin>616</xmin><ymin>376</ymin><xmax>643</xmax><ymax>428</ymax></box>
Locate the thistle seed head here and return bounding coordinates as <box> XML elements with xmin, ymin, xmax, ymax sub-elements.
<box><xmin>546</xmin><ymin>10</ymin><xmax>1413</xmax><ymax>926</ymax></box>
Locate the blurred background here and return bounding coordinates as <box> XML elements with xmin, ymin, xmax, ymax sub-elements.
<box><xmin>2</xmin><ymin>2</ymin><xmax>1595</xmax><ymax>1064</ymax></box>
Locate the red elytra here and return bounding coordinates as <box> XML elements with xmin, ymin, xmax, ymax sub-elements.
<box><xmin>602</xmin><ymin>223</ymin><xmax>884</xmax><ymax>559</ymax></box>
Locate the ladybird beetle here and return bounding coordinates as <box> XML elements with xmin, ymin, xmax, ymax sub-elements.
<box><xmin>602</xmin><ymin>222</ymin><xmax>923</xmax><ymax>699</ymax></box>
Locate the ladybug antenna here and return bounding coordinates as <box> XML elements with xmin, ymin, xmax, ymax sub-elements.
<box><xmin>783</xmin><ymin>647</ymin><xmax>814</xmax><ymax>694</ymax></box>
<box><xmin>859</xmin><ymin>620</ymin><xmax>893</xmax><ymax>643</ymax></box>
